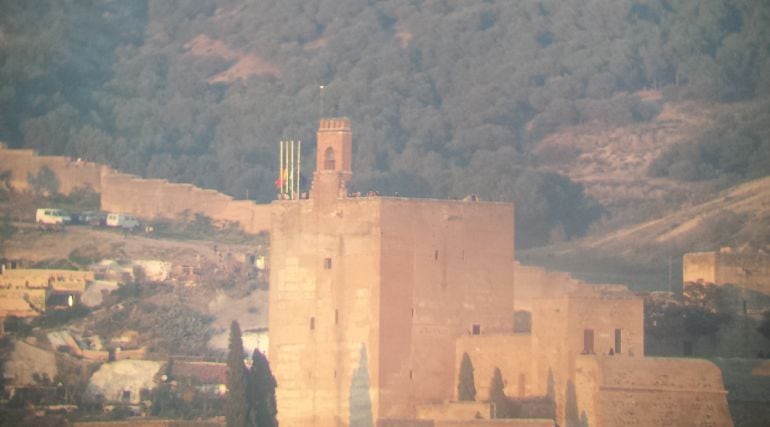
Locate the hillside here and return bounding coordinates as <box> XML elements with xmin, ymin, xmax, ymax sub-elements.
<box><xmin>521</xmin><ymin>174</ymin><xmax>770</xmax><ymax>290</ymax></box>
<box><xmin>536</xmin><ymin>99</ymin><xmax>758</xmax><ymax>229</ymax></box>
<box><xmin>2</xmin><ymin>0</ymin><xmax>769</xmax><ymax>249</ymax></box>
<box><xmin>0</xmin><ymin>222</ymin><xmax>269</xmax><ymax>354</ymax></box>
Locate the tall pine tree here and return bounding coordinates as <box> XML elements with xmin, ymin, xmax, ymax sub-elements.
<box><xmin>226</xmin><ymin>321</ymin><xmax>248</xmax><ymax>427</ymax></box>
<box><xmin>248</xmin><ymin>349</ymin><xmax>277</xmax><ymax>427</ymax></box>
<box><xmin>458</xmin><ymin>352</ymin><xmax>476</xmax><ymax>401</ymax></box>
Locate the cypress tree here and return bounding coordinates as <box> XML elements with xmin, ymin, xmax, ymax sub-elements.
<box><xmin>248</xmin><ymin>349</ymin><xmax>277</xmax><ymax>427</ymax></box>
<box><xmin>489</xmin><ymin>367</ymin><xmax>507</xmax><ymax>418</ymax></box>
<box><xmin>226</xmin><ymin>321</ymin><xmax>248</xmax><ymax>427</ymax></box>
<box><xmin>458</xmin><ymin>352</ymin><xmax>476</xmax><ymax>401</ymax></box>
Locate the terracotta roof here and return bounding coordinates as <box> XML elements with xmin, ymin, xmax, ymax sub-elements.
<box><xmin>171</xmin><ymin>361</ymin><xmax>227</xmax><ymax>384</ymax></box>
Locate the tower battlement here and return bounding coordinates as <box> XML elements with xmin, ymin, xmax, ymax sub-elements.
<box><xmin>318</xmin><ymin>117</ymin><xmax>350</xmax><ymax>131</ymax></box>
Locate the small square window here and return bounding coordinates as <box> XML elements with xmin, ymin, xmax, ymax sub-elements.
<box><xmin>324</xmin><ymin>258</ymin><xmax>332</xmax><ymax>269</ymax></box>
<box><xmin>472</xmin><ymin>324</ymin><xmax>481</xmax><ymax>335</ymax></box>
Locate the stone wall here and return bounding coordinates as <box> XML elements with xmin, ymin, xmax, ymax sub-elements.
<box><xmin>379</xmin><ymin>419</ymin><xmax>554</xmax><ymax>427</ymax></box>
<box><xmin>0</xmin><ymin>146</ymin><xmax>103</xmax><ymax>194</ymax></box>
<box><xmin>269</xmin><ymin>196</ymin><xmax>516</xmax><ymax>427</ymax></box>
<box><xmin>100</xmin><ymin>169</ymin><xmax>272</xmax><ymax>234</ymax></box>
<box><xmin>415</xmin><ymin>402</ymin><xmax>490</xmax><ymax>420</ymax></box>
<box><xmin>0</xmin><ymin>146</ymin><xmax>272</xmax><ymax>234</ymax></box>
<box><xmin>74</xmin><ymin>421</ymin><xmax>222</xmax><ymax>427</ymax></box>
<box><xmin>0</xmin><ymin>268</ymin><xmax>92</xmax><ymax>292</ymax></box>
<box><xmin>455</xmin><ymin>334</ymin><xmax>537</xmax><ymax>401</ymax></box>
<box><xmin>0</xmin><ymin>268</ymin><xmax>92</xmax><ymax>317</ymax></box>
<box><xmin>378</xmin><ymin>198</ymin><xmax>515</xmax><ymax>417</ymax></box>
<box><xmin>513</xmin><ymin>263</ymin><xmax>582</xmax><ymax>311</ymax></box>
<box><xmin>269</xmin><ymin>197</ymin><xmax>384</xmax><ymax>427</ymax></box>
<box><xmin>683</xmin><ymin>251</ymin><xmax>770</xmax><ymax>295</ymax></box>
<box><xmin>575</xmin><ymin>356</ymin><xmax>733</xmax><ymax>426</ymax></box>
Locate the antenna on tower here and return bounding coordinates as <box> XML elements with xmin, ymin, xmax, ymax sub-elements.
<box><xmin>319</xmin><ymin>85</ymin><xmax>325</xmax><ymax>119</ymax></box>
<box><xmin>277</xmin><ymin>140</ymin><xmax>302</xmax><ymax>200</ymax></box>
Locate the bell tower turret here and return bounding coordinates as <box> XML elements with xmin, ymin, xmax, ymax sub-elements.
<box><xmin>311</xmin><ymin>117</ymin><xmax>352</xmax><ymax>203</ymax></box>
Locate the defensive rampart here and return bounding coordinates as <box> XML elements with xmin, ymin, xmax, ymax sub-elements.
<box><xmin>0</xmin><ymin>145</ymin><xmax>103</xmax><ymax>194</ymax></box>
<box><xmin>100</xmin><ymin>169</ymin><xmax>271</xmax><ymax>234</ymax></box>
<box><xmin>0</xmin><ymin>146</ymin><xmax>272</xmax><ymax>234</ymax></box>
<box><xmin>575</xmin><ymin>356</ymin><xmax>733</xmax><ymax>426</ymax></box>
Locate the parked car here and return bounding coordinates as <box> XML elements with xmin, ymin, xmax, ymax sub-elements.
<box><xmin>77</xmin><ymin>211</ymin><xmax>107</xmax><ymax>226</ymax></box>
<box><xmin>35</xmin><ymin>208</ymin><xmax>71</xmax><ymax>227</ymax></box>
<box><xmin>106</xmin><ymin>213</ymin><xmax>140</xmax><ymax>230</ymax></box>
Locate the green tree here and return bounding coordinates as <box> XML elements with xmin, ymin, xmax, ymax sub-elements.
<box><xmin>27</xmin><ymin>166</ymin><xmax>59</xmax><ymax>196</ymax></box>
<box><xmin>458</xmin><ymin>352</ymin><xmax>476</xmax><ymax>402</ymax></box>
<box><xmin>226</xmin><ymin>321</ymin><xmax>248</xmax><ymax>427</ymax></box>
<box><xmin>247</xmin><ymin>349</ymin><xmax>277</xmax><ymax>427</ymax></box>
<box><xmin>759</xmin><ymin>311</ymin><xmax>770</xmax><ymax>340</ymax></box>
<box><xmin>489</xmin><ymin>367</ymin><xmax>510</xmax><ymax>418</ymax></box>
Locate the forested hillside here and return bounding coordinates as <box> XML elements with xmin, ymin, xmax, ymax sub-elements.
<box><xmin>2</xmin><ymin>0</ymin><xmax>769</xmax><ymax>248</ymax></box>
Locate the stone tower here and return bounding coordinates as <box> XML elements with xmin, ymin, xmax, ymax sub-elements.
<box><xmin>311</xmin><ymin>118</ymin><xmax>352</xmax><ymax>204</ymax></box>
<box><xmin>269</xmin><ymin>118</ymin><xmax>515</xmax><ymax>426</ymax></box>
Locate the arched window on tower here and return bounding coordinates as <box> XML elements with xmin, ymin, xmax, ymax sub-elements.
<box><xmin>324</xmin><ymin>147</ymin><xmax>335</xmax><ymax>170</ymax></box>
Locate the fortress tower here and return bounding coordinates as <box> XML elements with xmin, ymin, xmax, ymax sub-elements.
<box><xmin>268</xmin><ymin>118</ymin><xmax>732</xmax><ymax>427</ymax></box>
<box><xmin>269</xmin><ymin>118</ymin><xmax>516</xmax><ymax>426</ymax></box>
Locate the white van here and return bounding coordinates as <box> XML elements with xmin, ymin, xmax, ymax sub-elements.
<box><xmin>35</xmin><ymin>208</ymin><xmax>71</xmax><ymax>225</ymax></box>
<box><xmin>106</xmin><ymin>213</ymin><xmax>140</xmax><ymax>229</ymax></box>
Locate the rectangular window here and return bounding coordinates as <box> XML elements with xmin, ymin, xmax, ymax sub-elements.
<box><xmin>583</xmin><ymin>329</ymin><xmax>594</xmax><ymax>354</ymax></box>
<box><xmin>324</xmin><ymin>258</ymin><xmax>332</xmax><ymax>269</ymax></box>
<box><xmin>310</xmin><ymin>317</ymin><xmax>315</xmax><ymax>330</ymax></box>
<box><xmin>472</xmin><ymin>324</ymin><xmax>481</xmax><ymax>335</ymax></box>
<box><xmin>513</xmin><ymin>310</ymin><xmax>532</xmax><ymax>333</ymax></box>
<box><xmin>335</xmin><ymin>309</ymin><xmax>339</xmax><ymax>325</ymax></box>
<box><xmin>614</xmin><ymin>328</ymin><xmax>622</xmax><ymax>354</ymax></box>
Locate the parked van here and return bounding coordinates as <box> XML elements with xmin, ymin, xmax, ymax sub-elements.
<box><xmin>35</xmin><ymin>208</ymin><xmax>71</xmax><ymax>226</ymax></box>
<box><xmin>106</xmin><ymin>213</ymin><xmax>140</xmax><ymax>230</ymax></box>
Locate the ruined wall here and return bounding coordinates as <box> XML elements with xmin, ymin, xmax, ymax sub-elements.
<box><xmin>100</xmin><ymin>169</ymin><xmax>271</xmax><ymax>233</ymax></box>
<box><xmin>683</xmin><ymin>251</ymin><xmax>770</xmax><ymax>295</ymax></box>
<box><xmin>0</xmin><ymin>146</ymin><xmax>103</xmax><ymax>194</ymax></box>
<box><xmin>575</xmin><ymin>356</ymin><xmax>733</xmax><ymax>426</ymax></box>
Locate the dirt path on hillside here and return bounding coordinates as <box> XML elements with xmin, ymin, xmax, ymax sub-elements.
<box><xmin>1</xmin><ymin>224</ymin><xmax>257</xmax><ymax>265</ymax></box>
